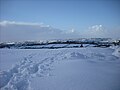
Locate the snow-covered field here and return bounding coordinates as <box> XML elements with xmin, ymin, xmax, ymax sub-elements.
<box><xmin>0</xmin><ymin>47</ymin><xmax>120</xmax><ymax>90</ymax></box>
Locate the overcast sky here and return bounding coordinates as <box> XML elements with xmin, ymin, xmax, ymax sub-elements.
<box><xmin>0</xmin><ymin>0</ymin><xmax>120</xmax><ymax>42</ymax></box>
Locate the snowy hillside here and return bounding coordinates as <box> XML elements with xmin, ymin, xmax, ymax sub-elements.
<box><xmin>0</xmin><ymin>38</ymin><xmax>119</xmax><ymax>49</ymax></box>
<box><xmin>0</xmin><ymin>46</ymin><xmax>120</xmax><ymax>90</ymax></box>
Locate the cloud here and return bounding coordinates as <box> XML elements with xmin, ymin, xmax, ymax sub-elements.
<box><xmin>0</xmin><ymin>20</ymin><xmax>80</xmax><ymax>42</ymax></box>
<box><xmin>0</xmin><ymin>20</ymin><xmax>120</xmax><ymax>42</ymax></box>
<box><xmin>65</xmin><ymin>28</ymin><xmax>76</xmax><ymax>34</ymax></box>
<box><xmin>82</xmin><ymin>25</ymin><xmax>120</xmax><ymax>39</ymax></box>
<box><xmin>0</xmin><ymin>20</ymin><xmax>49</xmax><ymax>27</ymax></box>
<box><xmin>0</xmin><ymin>21</ymin><xmax>62</xmax><ymax>42</ymax></box>
<box><xmin>85</xmin><ymin>25</ymin><xmax>106</xmax><ymax>37</ymax></box>
<box><xmin>89</xmin><ymin>25</ymin><xmax>103</xmax><ymax>31</ymax></box>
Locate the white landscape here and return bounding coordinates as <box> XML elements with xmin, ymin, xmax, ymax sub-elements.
<box><xmin>0</xmin><ymin>45</ymin><xmax>120</xmax><ymax>90</ymax></box>
<box><xmin>1</xmin><ymin>0</ymin><xmax>120</xmax><ymax>89</ymax></box>
<box><xmin>0</xmin><ymin>21</ymin><xmax>120</xmax><ymax>90</ymax></box>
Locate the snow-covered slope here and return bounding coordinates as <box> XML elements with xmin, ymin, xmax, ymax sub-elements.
<box><xmin>0</xmin><ymin>47</ymin><xmax>120</xmax><ymax>90</ymax></box>
<box><xmin>110</xmin><ymin>46</ymin><xmax>120</xmax><ymax>58</ymax></box>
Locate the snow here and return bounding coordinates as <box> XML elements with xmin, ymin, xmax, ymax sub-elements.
<box><xmin>0</xmin><ymin>47</ymin><xmax>120</xmax><ymax>90</ymax></box>
<box><xmin>110</xmin><ymin>46</ymin><xmax>120</xmax><ymax>58</ymax></box>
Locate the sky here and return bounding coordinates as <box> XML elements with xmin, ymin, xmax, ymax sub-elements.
<box><xmin>0</xmin><ymin>0</ymin><xmax>120</xmax><ymax>41</ymax></box>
